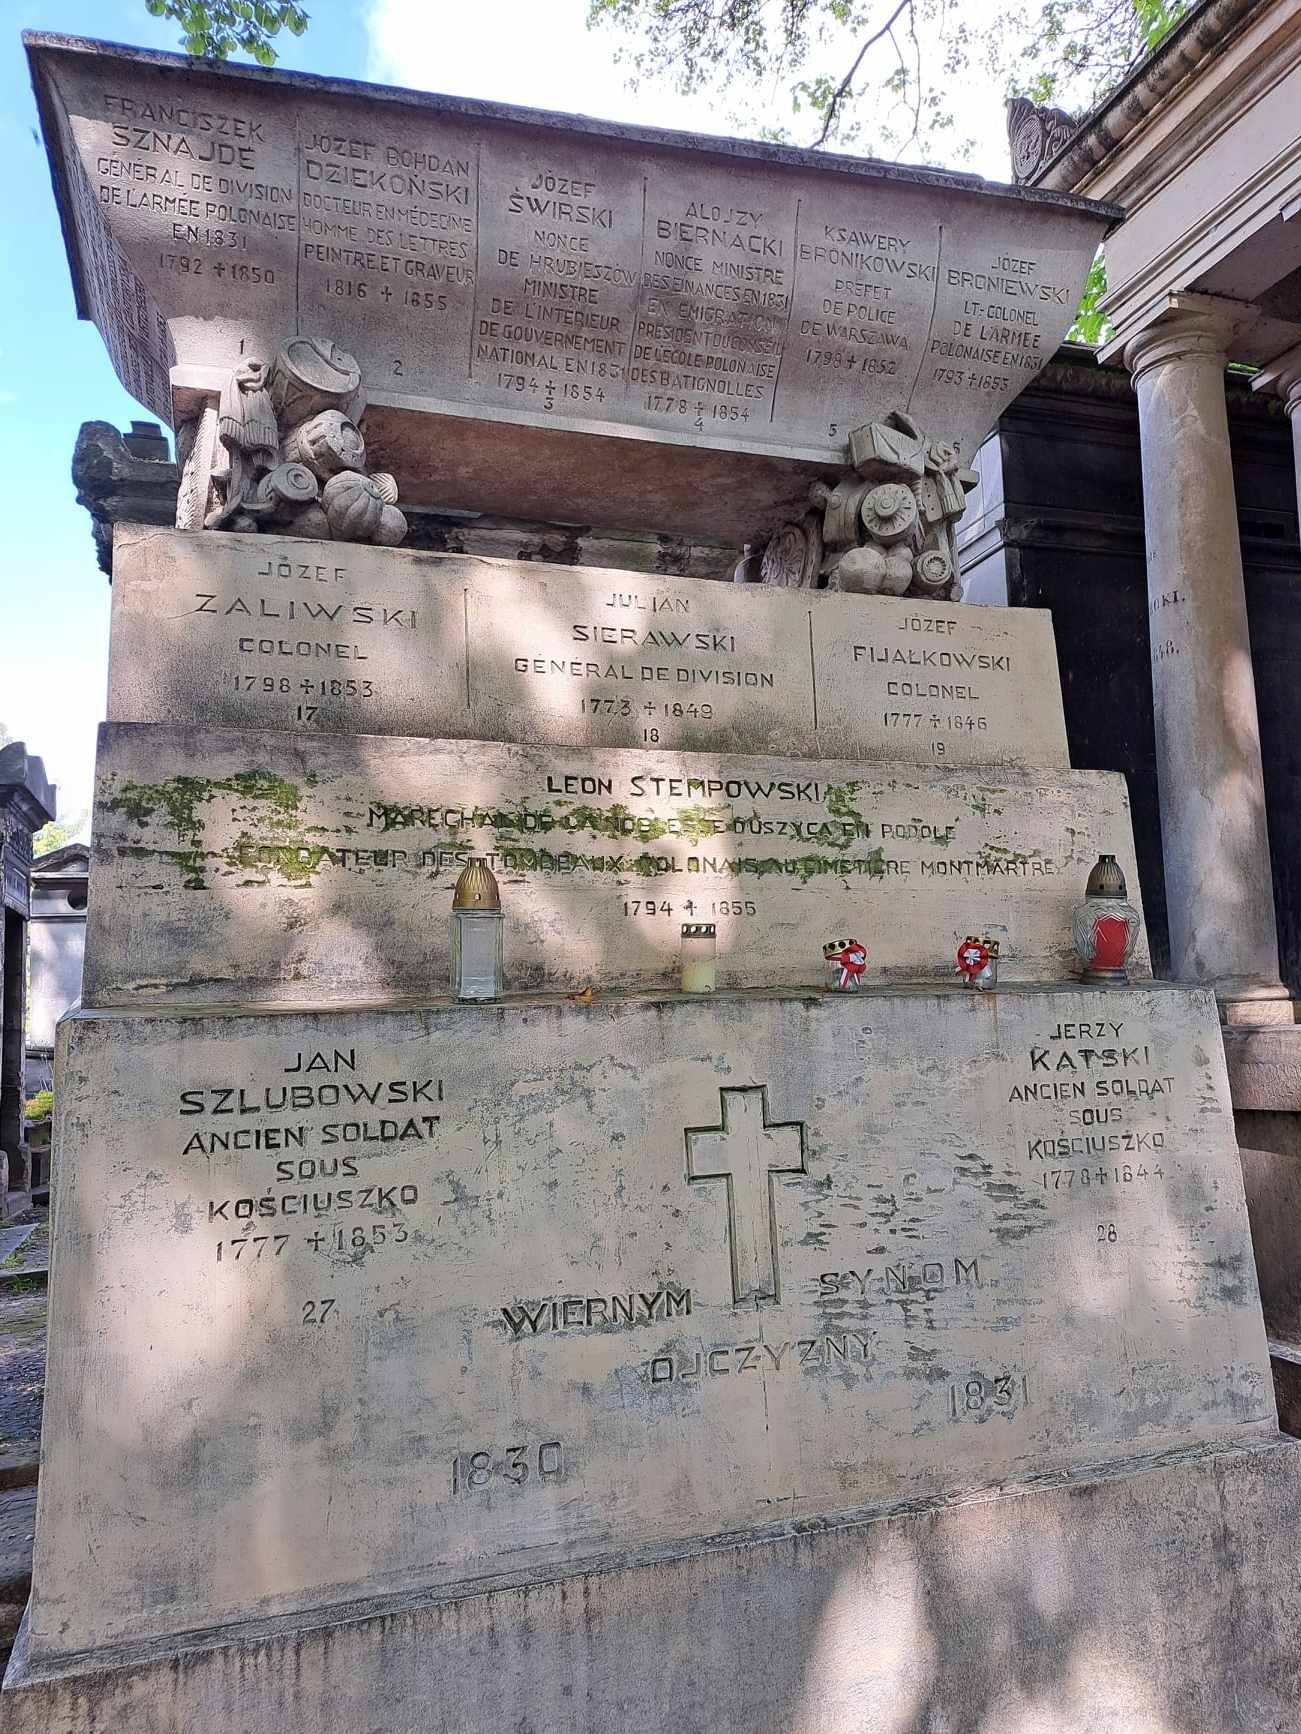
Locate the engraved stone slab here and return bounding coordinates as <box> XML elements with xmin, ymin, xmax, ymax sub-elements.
<box><xmin>106</xmin><ymin>525</ymin><xmax>1070</xmax><ymax>769</ymax></box>
<box><xmin>85</xmin><ymin>723</ymin><xmax>1146</xmax><ymax>1007</ymax></box>
<box><xmin>28</xmin><ymin>35</ymin><xmax>1117</xmax><ymax>539</ymax></box>
<box><xmin>27</xmin><ymin>986</ymin><xmax>1273</xmax><ymax>1668</ymax></box>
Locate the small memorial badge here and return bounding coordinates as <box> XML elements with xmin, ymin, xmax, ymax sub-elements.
<box><xmin>824</xmin><ymin>939</ymin><xmax>869</xmax><ymax>992</ymax></box>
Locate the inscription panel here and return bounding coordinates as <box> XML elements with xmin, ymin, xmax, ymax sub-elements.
<box><xmin>29</xmin><ymin>988</ymin><xmax>1272</xmax><ymax>1660</ymax></box>
<box><xmin>85</xmin><ymin>722</ymin><xmax>1143</xmax><ymax>1007</ymax></box>
<box><xmin>31</xmin><ymin>39</ymin><xmax>1109</xmax><ymax>484</ymax></box>
<box><xmin>106</xmin><ymin>526</ymin><xmax>1070</xmax><ymax>769</ymax></box>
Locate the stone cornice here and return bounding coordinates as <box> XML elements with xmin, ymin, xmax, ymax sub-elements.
<box><xmin>0</xmin><ymin>743</ymin><xmax>55</xmax><ymax>830</ymax></box>
<box><xmin>24</xmin><ymin>30</ymin><xmax>1122</xmax><ymax>222</ymax></box>
<box><xmin>1100</xmin><ymin>289</ymin><xmax>1261</xmax><ymax>365</ymax></box>
<box><xmin>1030</xmin><ymin>0</ymin><xmax>1260</xmax><ymax>194</ymax></box>
<box><xmin>1015</xmin><ymin>344</ymin><xmax>1285</xmax><ymax>418</ymax></box>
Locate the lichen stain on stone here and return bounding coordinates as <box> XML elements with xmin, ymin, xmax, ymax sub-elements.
<box><xmin>102</xmin><ymin>769</ymin><xmax>308</xmax><ymax>886</ymax></box>
<box><xmin>223</xmin><ymin>838</ymin><xmax>335</xmax><ymax>888</ymax></box>
<box><xmin>1205</xmin><ymin>1253</ymin><xmax>1251</xmax><ymax>1307</ymax></box>
<box><xmin>991</xmin><ymin>1206</ymin><xmax>1046</xmax><ymax>1243</ymax></box>
<box><xmin>976</xmin><ymin>842</ymin><xmax>1041</xmax><ymax>872</ymax></box>
<box><xmin>904</xmin><ymin>1343</ymin><xmax>951</xmax><ymax>1384</ymax></box>
<box><xmin>954</xmin><ymin>1153</ymin><xmax>994</xmax><ymax>1184</ymax></box>
<box><xmin>104</xmin><ymin>768</ymin><xmax>305</xmax><ymax>835</ymax></box>
<box><xmin>823</xmin><ymin>781</ymin><xmax>866</xmax><ymax>825</ymax></box>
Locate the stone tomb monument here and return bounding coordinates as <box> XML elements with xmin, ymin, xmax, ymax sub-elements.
<box><xmin>9</xmin><ymin>32</ymin><xmax>1301</xmax><ymax>1734</ymax></box>
<box><xmin>0</xmin><ymin>744</ymin><xmax>56</xmax><ymax>1213</ymax></box>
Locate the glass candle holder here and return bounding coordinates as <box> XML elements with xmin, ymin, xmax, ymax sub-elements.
<box><xmin>450</xmin><ymin>857</ymin><xmax>504</xmax><ymax>1001</ymax></box>
<box><xmin>1071</xmin><ymin>853</ymin><xmax>1141</xmax><ymax>985</ymax></box>
<box><xmin>680</xmin><ymin>923</ymin><xmax>717</xmax><ymax>993</ymax></box>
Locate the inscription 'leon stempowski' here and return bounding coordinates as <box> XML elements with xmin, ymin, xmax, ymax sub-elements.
<box><xmin>87</xmin><ymin>723</ymin><xmax>1146</xmax><ymax>1003</ymax></box>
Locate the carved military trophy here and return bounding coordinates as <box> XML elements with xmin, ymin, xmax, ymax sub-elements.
<box><xmin>177</xmin><ymin>335</ymin><xmax>408</xmax><ymax>548</ymax></box>
<box><xmin>737</xmin><ymin>408</ymin><xmax>977</xmax><ymax>602</ymax></box>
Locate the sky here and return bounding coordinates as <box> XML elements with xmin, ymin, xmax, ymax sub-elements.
<box><xmin>0</xmin><ymin>0</ymin><xmax>1019</xmax><ymax>828</ymax></box>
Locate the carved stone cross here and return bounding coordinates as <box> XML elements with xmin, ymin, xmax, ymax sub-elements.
<box><xmin>685</xmin><ymin>1087</ymin><xmax>807</xmax><ymax>1306</ymax></box>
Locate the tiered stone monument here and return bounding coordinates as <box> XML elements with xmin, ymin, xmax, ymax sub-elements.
<box><xmin>10</xmin><ymin>32</ymin><xmax>1301</xmax><ymax>1733</ymax></box>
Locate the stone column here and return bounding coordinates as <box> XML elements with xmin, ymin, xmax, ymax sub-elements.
<box><xmin>1252</xmin><ymin>346</ymin><xmax>1301</xmax><ymax>528</ymax></box>
<box><xmin>1124</xmin><ymin>305</ymin><xmax>1289</xmax><ymax>1020</ymax></box>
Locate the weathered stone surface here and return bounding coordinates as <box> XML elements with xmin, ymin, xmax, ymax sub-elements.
<box><xmin>1238</xmin><ymin>1116</ymin><xmax>1301</xmax><ymax>1351</ymax></box>
<box><xmin>27</xmin><ymin>35</ymin><xmax>1115</xmax><ymax>542</ymax></box>
<box><xmin>84</xmin><ymin>723</ymin><xmax>1145</xmax><ymax>1006</ymax></box>
<box><xmin>105</xmin><ymin>524</ymin><xmax>1070</xmax><ymax>768</ymax></box>
<box><xmin>71</xmin><ymin>422</ymin><xmax>177</xmax><ymax>576</ymax></box>
<box><xmin>19</xmin><ymin>985</ymin><xmax>1271</xmax><ymax>1675</ymax></box>
<box><xmin>3</xmin><ymin>1436</ymin><xmax>1298</xmax><ymax>1729</ymax></box>
<box><xmin>1222</xmin><ymin>1024</ymin><xmax>1301</xmax><ymax>1111</ymax></box>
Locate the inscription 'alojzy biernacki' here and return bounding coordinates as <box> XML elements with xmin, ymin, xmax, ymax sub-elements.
<box><xmin>26</xmin><ymin>34</ymin><xmax>1117</xmax><ymax>539</ymax></box>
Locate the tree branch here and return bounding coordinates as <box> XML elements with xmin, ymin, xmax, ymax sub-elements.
<box><xmin>812</xmin><ymin>0</ymin><xmax>912</xmax><ymax>147</ymax></box>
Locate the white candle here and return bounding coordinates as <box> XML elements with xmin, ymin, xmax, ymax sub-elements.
<box><xmin>680</xmin><ymin>923</ymin><xmax>717</xmax><ymax>993</ymax></box>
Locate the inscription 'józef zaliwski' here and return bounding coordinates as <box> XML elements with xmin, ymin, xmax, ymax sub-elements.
<box><xmin>105</xmin><ymin>528</ymin><xmax>1072</xmax><ymax>771</ymax></box>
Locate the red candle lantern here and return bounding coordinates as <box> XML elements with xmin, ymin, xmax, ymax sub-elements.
<box><xmin>1072</xmin><ymin>854</ymin><xmax>1142</xmax><ymax>985</ymax></box>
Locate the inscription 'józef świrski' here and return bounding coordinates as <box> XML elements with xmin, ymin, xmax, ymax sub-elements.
<box><xmin>33</xmin><ymin>35</ymin><xmax>1110</xmax><ymax>523</ymax></box>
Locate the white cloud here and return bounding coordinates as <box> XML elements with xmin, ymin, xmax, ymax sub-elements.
<box><xmin>365</xmin><ymin>0</ymin><xmax>718</xmax><ymax>133</ymax></box>
<box><xmin>363</xmin><ymin>0</ymin><xmax>1012</xmax><ymax>179</ymax></box>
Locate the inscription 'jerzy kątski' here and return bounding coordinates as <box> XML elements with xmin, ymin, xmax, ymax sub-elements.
<box><xmin>30</xmin><ymin>988</ymin><xmax>1272</xmax><ymax>1663</ymax></box>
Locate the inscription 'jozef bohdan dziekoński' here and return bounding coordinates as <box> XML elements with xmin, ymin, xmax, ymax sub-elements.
<box><xmin>26</xmin><ymin>34</ymin><xmax>1117</xmax><ymax>539</ymax></box>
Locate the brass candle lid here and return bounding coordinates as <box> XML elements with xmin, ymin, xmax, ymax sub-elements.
<box><xmin>452</xmin><ymin>857</ymin><xmax>501</xmax><ymax>910</ymax></box>
<box><xmin>1084</xmin><ymin>853</ymin><xmax>1128</xmax><ymax>899</ymax></box>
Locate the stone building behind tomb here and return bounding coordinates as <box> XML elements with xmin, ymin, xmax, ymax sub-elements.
<box><xmin>0</xmin><ymin>745</ymin><xmax>54</xmax><ymax>1219</ymax></box>
<box><xmin>25</xmin><ymin>843</ymin><xmax>89</xmax><ymax>1099</ymax></box>
<box><xmin>1003</xmin><ymin>0</ymin><xmax>1301</xmax><ymax>1429</ymax></box>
